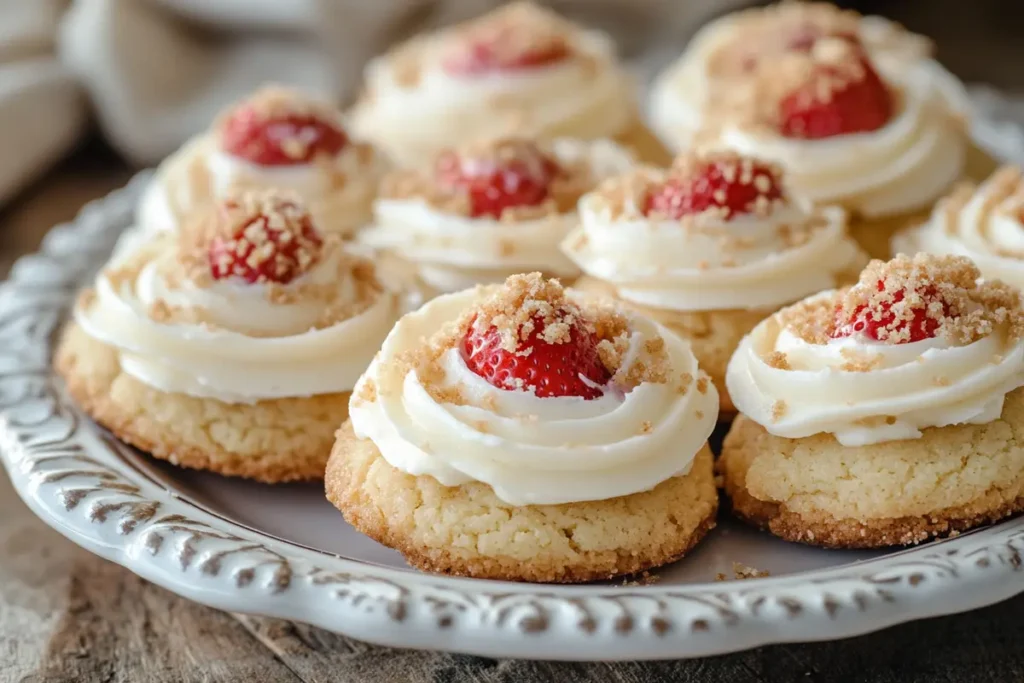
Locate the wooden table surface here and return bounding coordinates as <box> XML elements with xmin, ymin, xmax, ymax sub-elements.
<box><xmin>1</xmin><ymin>141</ymin><xmax>1023</xmax><ymax>683</ymax></box>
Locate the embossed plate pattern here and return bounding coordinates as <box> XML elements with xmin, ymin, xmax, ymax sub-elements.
<box><xmin>1</xmin><ymin>91</ymin><xmax>1023</xmax><ymax>660</ymax></box>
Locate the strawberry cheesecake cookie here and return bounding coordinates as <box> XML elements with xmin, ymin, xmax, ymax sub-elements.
<box><xmin>56</xmin><ymin>190</ymin><xmax>406</xmax><ymax>482</ymax></box>
<box><xmin>137</xmin><ymin>85</ymin><xmax>388</xmax><ymax>237</ymax></box>
<box><xmin>326</xmin><ymin>273</ymin><xmax>719</xmax><ymax>582</ymax></box>
<box><xmin>359</xmin><ymin>135</ymin><xmax>635</xmax><ymax>294</ymax></box>
<box><xmin>720</xmin><ymin>254</ymin><xmax>1024</xmax><ymax>547</ymax></box>
<box><xmin>349</xmin><ymin>2</ymin><xmax>669</xmax><ymax>167</ymax></box>
<box><xmin>893</xmin><ymin>166</ymin><xmax>1024</xmax><ymax>290</ymax></box>
<box><xmin>564</xmin><ymin>150</ymin><xmax>865</xmax><ymax>413</ymax></box>
<box><xmin>656</xmin><ymin>12</ymin><xmax>985</xmax><ymax>259</ymax></box>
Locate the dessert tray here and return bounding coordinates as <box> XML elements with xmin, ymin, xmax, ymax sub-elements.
<box><xmin>2</xmin><ymin>90</ymin><xmax>1023</xmax><ymax>662</ymax></box>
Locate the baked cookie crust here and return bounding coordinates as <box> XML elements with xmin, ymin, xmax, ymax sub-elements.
<box><xmin>326</xmin><ymin>421</ymin><xmax>718</xmax><ymax>583</ymax></box>
<box><xmin>719</xmin><ymin>388</ymin><xmax>1024</xmax><ymax>548</ymax></box>
<box><xmin>55</xmin><ymin>323</ymin><xmax>348</xmax><ymax>483</ymax></box>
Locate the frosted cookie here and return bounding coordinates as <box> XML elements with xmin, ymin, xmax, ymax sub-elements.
<box><xmin>349</xmin><ymin>2</ymin><xmax>669</xmax><ymax>167</ymax></box>
<box><xmin>657</xmin><ymin>16</ymin><xmax>983</xmax><ymax>259</ymax></box>
<box><xmin>137</xmin><ymin>85</ymin><xmax>388</xmax><ymax>237</ymax></box>
<box><xmin>564</xmin><ymin>150</ymin><xmax>866</xmax><ymax>413</ymax></box>
<box><xmin>721</xmin><ymin>254</ymin><xmax>1024</xmax><ymax>547</ymax></box>
<box><xmin>326</xmin><ymin>273</ymin><xmax>719</xmax><ymax>582</ymax></box>
<box><xmin>56</xmin><ymin>190</ymin><xmax>407</xmax><ymax>482</ymax></box>
<box><xmin>358</xmin><ymin>136</ymin><xmax>635</xmax><ymax>294</ymax></box>
<box><xmin>894</xmin><ymin>166</ymin><xmax>1024</xmax><ymax>289</ymax></box>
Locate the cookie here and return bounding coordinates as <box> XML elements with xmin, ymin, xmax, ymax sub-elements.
<box><xmin>56</xmin><ymin>323</ymin><xmax>348</xmax><ymax>483</ymax></box>
<box><xmin>327</xmin><ymin>422</ymin><xmax>718</xmax><ymax>582</ymax></box>
<box><xmin>720</xmin><ymin>389</ymin><xmax>1024</xmax><ymax>549</ymax></box>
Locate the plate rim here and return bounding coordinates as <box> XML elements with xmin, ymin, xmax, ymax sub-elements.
<box><xmin>2</xmin><ymin>92</ymin><xmax>1024</xmax><ymax>661</ymax></box>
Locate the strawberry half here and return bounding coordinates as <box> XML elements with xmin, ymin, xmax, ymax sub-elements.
<box><xmin>831</xmin><ymin>282</ymin><xmax>947</xmax><ymax>343</ymax></box>
<box><xmin>435</xmin><ymin>140</ymin><xmax>560</xmax><ymax>219</ymax></box>
<box><xmin>462</xmin><ymin>312</ymin><xmax>610</xmax><ymax>399</ymax></box>
<box><xmin>779</xmin><ymin>51</ymin><xmax>893</xmax><ymax>140</ymax></box>
<box><xmin>208</xmin><ymin>195</ymin><xmax>324</xmax><ymax>285</ymax></box>
<box><xmin>220</xmin><ymin>101</ymin><xmax>348</xmax><ymax>166</ymax></box>
<box><xmin>645</xmin><ymin>155</ymin><xmax>785</xmax><ymax>220</ymax></box>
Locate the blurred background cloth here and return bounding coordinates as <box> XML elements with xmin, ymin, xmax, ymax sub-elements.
<box><xmin>0</xmin><ymin>0</ymin><xmax>1021</xmax><ymax>207</ymax></box>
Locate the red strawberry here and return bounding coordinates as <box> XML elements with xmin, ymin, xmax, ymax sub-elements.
<box><xmin>208</xmin><ymin>196</ymin><xmax>324</xmax><ymax>285</ymax></box>
<box><xmin>220</xmin><ymin>105</ymin><xmax>348</xmax><ymax>166</ymax></box>
<box><xmin>436</xmin><ymin>141</ymin><xmax>560</xmax><ymax>219</ymax></box>
<box><xmin>442</xmin><ymin>25</ymin><xmax>569</xmax><ymax>76</ymax></box>
<box><xmin>831</xmin><ymin>282</ymin><xmax>946</xmax><ymax>343</ymax></box>
<box><xmin>779</xmin><ymin>53</ymin><xmax>893</xmax><ymax>139</ymax></box>
<box><xmin>462</xmin><ymin>313</ymin><xmax>610</xmax><ymax>399</ymax></box>
<box><xmin>645</xmin><ymin>156</ymin><xmax>785</xmax><ymax>220</ymax></box>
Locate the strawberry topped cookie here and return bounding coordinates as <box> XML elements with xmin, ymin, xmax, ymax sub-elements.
<box><xmin>894</xmin><ymin>166</ymin><xmax>1024</xmax><ymax>290</ymax></box>
<box><xmin>721</xmin><ymin>254</ymin><xmax>1024</xmax><ymax>547</ymax></box>
<box><xmin>650</xmin><ymin>2</ymin><xmax>967</xmax><ymax>152</ymax></box>
<box><xmin>564</xmin><ymin>150</ymin><xmax>865</xmax><ymax>413</ymax></box>
<box><xmin>359</xmin><ymin>135</ymin><xmax>635</xmax><ymax>293</ymax></box>
<box><xmin>326</xmin><ymin>274</ymin><xmax>719</xmax><ymax>582</ymax></box>
<box><xmin>138</xmin><ymin>85</ymin><xmax>388</xmax><ymax>237</ymax></box>
<box><xmin>349</xmin><ymin>2</ymin><xmax>668</xmax><ymax>166</ymax></box>
<box><xmin>56</xmin><ymin>190</ymin><xmax>407</xmax><ymax>482</ymax></box>
<box><xmin>652</xmin><ymin>7</ymin><xmax>981</xmax><ymax>259</ymax></box>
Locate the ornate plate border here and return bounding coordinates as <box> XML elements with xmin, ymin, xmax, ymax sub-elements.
<box><xmin>2</xmin><ymin>98</ymin><xmax>1023</xmax><ymax>660</ymax></box>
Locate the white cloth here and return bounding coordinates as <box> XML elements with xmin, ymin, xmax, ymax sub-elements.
<box><xmin>0</xmin><ymin>0</ymin><xmax>86</xmax><ymax>205</ymax></box>
<box><xmin>0</xmin><ymin>0</ymin><xmax>751</xmax><ymax>205</ymax></box>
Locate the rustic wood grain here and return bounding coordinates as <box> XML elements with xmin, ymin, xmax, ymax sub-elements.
<box><xmin>1</xmin><ymin>143</ymin><xmax>1023</xmax><ymax>683</ymax></box>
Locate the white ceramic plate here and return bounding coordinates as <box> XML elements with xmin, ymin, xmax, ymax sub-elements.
<box><xmin>3</xmin><ymin>90</ymin><xmax>1024</xmax><ymax>661</ymax></box>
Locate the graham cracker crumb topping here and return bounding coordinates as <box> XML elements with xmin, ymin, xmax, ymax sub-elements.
<box><xmin>592</xmin><ymin>151</ymin><xmax>789</xmax><ymax>224</ymax></box>
<box><xmin>389</xmin><ymin>274</ymin><xmax>681</xmax><ymax>405</ymax></box>
<box><xmin>444</xmin><ymin>2</ymin><xmax>573</xmax><ymax>66</ymax></box>
<box><xmin>180</xmin><ymin>190</ymin><xmax>324</xmax><ymax>285</ymax></box>
<box><xmin>380</xmin><ymin>136</ymin><xmax>594</xmax><ymax>220</ymax></box>
<box><xmin>707</xmin><ymin>38</ymin><xmax>893</xmax><ymax>135</ymax></box>
<box><xmin>783</xmin><ymin>254</ymin><xmax>1024</xmax><ymax>346</ymax></box>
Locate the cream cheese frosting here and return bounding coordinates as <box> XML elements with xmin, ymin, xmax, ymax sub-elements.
<box><xmin>348</xmin><ymin>280</ymin><xmax>718</xmax><ymax>506</ymax></box>
<box><xmin>75</xmin><ymin>217</ymin><xmax>403</xmax><ymax>405</ymax></box>
<box><xmin>349</xmin><ymin>3</ymin><xmax>637</xmax><ymax>167</ymax></box>
<box><xmin>137</xmin><ymin>92</ymin><xmax>388</xmax><ymax>237</ymax></box>
<box><xmin>893</xmin><ymin>166</ymin><xmax>1024</xmax><ymax>290</ymax></box>
<box><xmin>359</xmin><ymin>137</ymin><xmax>635</xmax><ymax>293</ymax></box>
<box><xmin>649</xmin><ymin>3</ymin><xmax>967</xmax><ymax>154</ymax></box>
<box><xmin>562</xmin><ymin>161</ymin><xmax>866</xmax><ymax>312</ymax></box>
<box><xmin>727</xmin><ymin>255</ymin><xmax>1024</xmax><ymax>446</ymax></box>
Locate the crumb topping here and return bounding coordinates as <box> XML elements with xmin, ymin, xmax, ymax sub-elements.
<box><xmin>705</xmin><ymin>37</ymin><xmax>895</xmax><ymax>135</ymax></box>
<box><xmin>783</xmin><ymin>254</ymin><xmax>1024</xmax><ymax>347</ymax></box>
<box><xmin>443</xmin><ymin>1</ymin><xmax>574</xmax><ymax>67</ymax></box>
<box><xmin>593</xmin><ymin>151</ymin><xmax>789</xmax><ymax>223</ymax></box>
<box><xmin>706</xmin><ymin>2</ymin><xmax>865</xmax><ymax>79</ymax></box>
<box><xmin>386</xmin><ymin>274</ymin><xmax>684</xmax><ymax>405</ymax></box>
<box><xmin>180</xmin><ymin>190</ymin><xmax>324</xmax><ymax>284</ymax></box>
<box><xmin>379</xmin><ymin>136</ymin><xmax>595</xmax><ymax>219</ymax></box>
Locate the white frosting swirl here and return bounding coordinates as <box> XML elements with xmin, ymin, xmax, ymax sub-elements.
<box><xmin>359</xmin><ymin>138</ymin><xmax>635</xmax><ymax>293</ymax></box>
<box><xmin>136</xmin><ymin>133</ymin><xmax>388</xmax><ymax>236</ymax></box>
<box><xmin>350</xmin><ymin>30</ymin><xmax>636</xmax><ymax>167</ymax></box>
<box><xmin>727</xmin><ymin>292</ymin><xmax>1024</xmax><ymax>446</ymax></box>
<box><xmin>75</xmin><ymin>234</ymin><xmax>401</xmax><ymax>404</ymax></box>
<box><xmin>649</xmin><ymin>10</ymin><xmax>968</xmax><ymax>154</ymax></box>
<box><xmin>893</xmin><ymin>167</ymin><xmax>1024</xmax><ymax>290</ymax></box>
<box><xmin>349</xmin><ymin>288</ymin><xmax>718</xmax><ymax>505</ymax></box>
<box><xmin>712</xmin><ymin>61</ymin><xmax>966</xmax><ymax>219</ymax></box>
<box><xmin>563</xmin><ymin>185</ymin><xmax>864</xmax><ymax>312</ymax></box>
